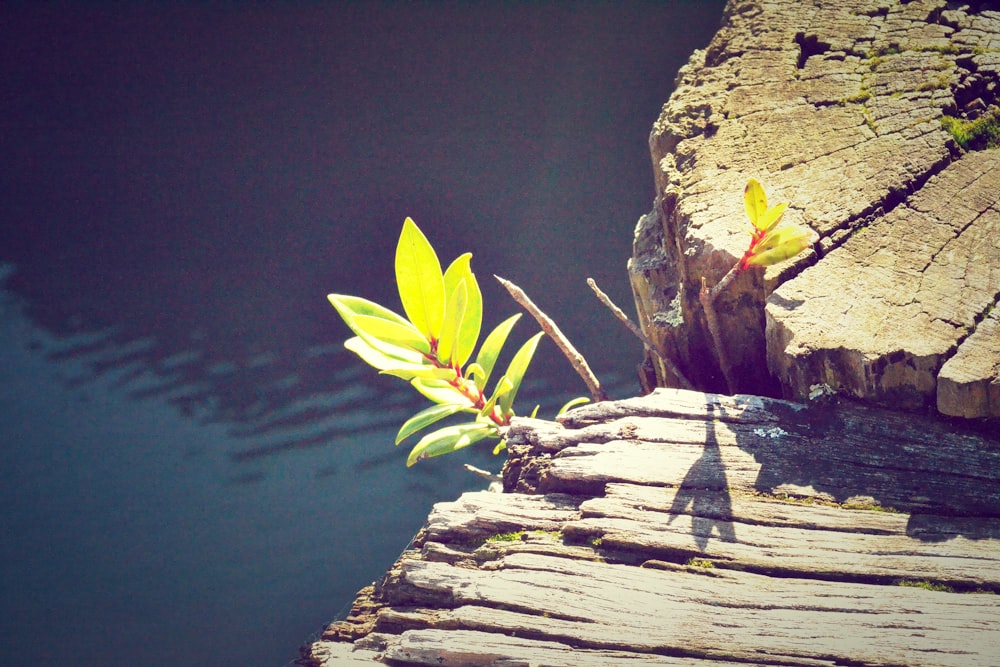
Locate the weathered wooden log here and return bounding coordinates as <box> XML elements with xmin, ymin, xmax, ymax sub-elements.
<box><xmin>629</xmin><ymin>0</ymin><xmax>1000</xmax><ymax>417</ymax></box>
<box><xmin>305</xmin><ymin>389</ymin><xmax>1000</xmax><ymax>666</ymax></box>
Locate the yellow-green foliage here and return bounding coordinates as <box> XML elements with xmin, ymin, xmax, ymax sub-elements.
<box><xmin>486</xmin><ymin>531</ymin><xmax>525</xmax><ymax>542</ymax></box>
<box><xmin>940</xmin><ymin>112</ymin><xmax>1000</xmax><ymax>150</ymax></box>
<box><xmin>898</xmin><ymin>579</ymin><xmax>955</xmax><ymax>593</ymax></box>
<box><xmin>328</xmin><ymin>218</ymin><xmax>545</xmax><ymax>465</ymax></box>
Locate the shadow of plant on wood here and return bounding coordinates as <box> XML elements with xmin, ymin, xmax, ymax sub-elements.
<box><xmin>667</xmin><ymin>400</ymin><xmax>737</xmax><ymax>552</ymax></box>
<box><xmin>734</xmin><ymin>396</ymin><xmax>1000</xmax><ymax>543</ymax></box>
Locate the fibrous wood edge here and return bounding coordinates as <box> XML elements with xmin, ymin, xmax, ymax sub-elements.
<box><xmin>337</xmin><ymin>550</ymin><xmax>1000</xmax><ymax>667</ymax></box>
<box><xmin>307</xmin><ymin>389</ymin><xmax>1000</xmax><ymax>666</ymax></box>
<box><xmin>509</xmin><ymin>388</ymin><xmax>1000</xmax><ymax>517</ymax></box>
<box><xmin>382</xmin><ymin>628</ymin><xmax>776</xmax><ymax>666</ymax></box>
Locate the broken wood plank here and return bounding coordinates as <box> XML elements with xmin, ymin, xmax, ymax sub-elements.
<box><xmin>506</xmin><ymin>388</ymin><xmax>1000</xmax><ymax>517</ymax></box>
<box><xmin>305</xmin><ymin>389</ymin><xmax>1000</xmax><ymax>666</ymax></box>
<box><xmin>315</xmin><ymin>542</ymin><xmax>1000</xmax><ymax>666</ymax></box>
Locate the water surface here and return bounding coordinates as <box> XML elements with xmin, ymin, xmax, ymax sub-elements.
<box><xmin>0</xmin><ymin>3</ymin><xmax>725</xmax><ymax>665</ymax></box>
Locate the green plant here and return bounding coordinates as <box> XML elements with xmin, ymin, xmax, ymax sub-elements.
<box><xmin>328</xmin><ymin>218</ymin><xmax>545</xmax><ymax>466</ymax></box>
<box><xmin>940</xmin><ymin>111</ymin><xmax>1000</xmax><ymax>150</ymax></box>
<box><xmin>897</xmin><ymin>579</ymin><xmax>954</xmax><ymax>593</ymax></box>
<box><xmin>736</xmin><ymin>178</ymin><xmax>815</xmax><ymax>271</ymax></box>
<box><xmin>699</xmin><ymin>178</ymin><xmax>817</xmax><ymax>393</ymax></box>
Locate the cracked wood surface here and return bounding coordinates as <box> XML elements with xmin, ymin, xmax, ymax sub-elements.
<box><xmin>629</xmin><ymin>0</ymin><xmax>1000</xmax><ymax>417</ymax></box>
<box><xmin>305</xmin><ymin>389</ymin><xmax>1000</xmax><ymax>666</ymax></box>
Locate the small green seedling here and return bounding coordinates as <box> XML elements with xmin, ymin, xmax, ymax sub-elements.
<box><xmin>738</xmin><ymin>178</ymin><xmax>815</xmax><ymax>271</ymax></box>
<box><xmin>329</xmin><ymin>218</ymin><xmax>549</xmax><ymax>465</ymax></box>
<box><xmin>700</xmin><ymin>178</ymin><xmax>817</xmax><ymax>393</ymax></box>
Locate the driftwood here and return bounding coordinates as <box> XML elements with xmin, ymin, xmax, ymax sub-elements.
<box><xmin>305</xmin><ymin>389</ymin><xmax>1000</xmax><ymax>666</ymax></box>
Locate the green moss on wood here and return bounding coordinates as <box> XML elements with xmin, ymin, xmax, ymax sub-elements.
<box><xmin>940</xmin><ymin>111</ymin><xmax>1000</xmax><ymax>150</ymax></box>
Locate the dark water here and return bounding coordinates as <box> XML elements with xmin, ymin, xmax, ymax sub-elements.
<box><xmin>0</xmin><ymin>3</ymin><xmax>725</xmax><ymax>665</ymax></box>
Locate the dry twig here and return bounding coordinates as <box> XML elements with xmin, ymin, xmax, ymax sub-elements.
<box><xmin>495</xmin><ymin>275</ymin><xmax>607</xmax><ymax>403</ymax></box>
<box><xmin>699</xmin><ymin>275</ymin><xmax>738</xmax><ymax>394</ymax></box>
<box><xmin>586</xmin><ymin>278</ymin><xmax>694</xmax><ymax>391</ymax></box>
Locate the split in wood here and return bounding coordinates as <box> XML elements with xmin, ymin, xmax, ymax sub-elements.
<box><xmin>495</xmin><ymin>275</ymin><xmax>607</xmax><ymax>403</ymax></box>
<box><xmin>699</xmin><ymin>265</ymin><xmax>742</xmax><ymax>395</ymax></box>
<box><xmin>586</xmin><ymin>277</ymin><xmax>694</xmax><ymax>391</ymax></box>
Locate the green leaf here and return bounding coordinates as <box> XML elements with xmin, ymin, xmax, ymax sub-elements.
<box><xmin>350</xmin><ymin>314</ymin><xmax>431</xmax><ymax>354</ymax></box>
<box><xmin>744</xmin><ymin>178</ymin><xmax>789</xmax><ymax>236</ymax></box>
<box><xmin>557</xmin><ymin>396</ymin><xmax>590</xmax><ymax>416</ymax></box>
<box><xmin>330</xmin><ymin>294</ymin><xmax>429</xmax><ymax>360</ymax></box>
<box><xmin>745</xmin><ymin>224</ymin><xmax>816</xmax><ymax>267</ymax></box>
<box><xmin>472</xmin><ymin>314</ymin><xmax>521</xmax><ymax>391</ymax></box>
<box><xmin>755</xmin><ymin>201</ymin><xmax>788</xmax><ymax>236</ymax></box>
<box><xmin>465</xmin><ymin>362</ymin><xmax>487</xmax><ymax>387</ymax></box>
<box><xmin>395</xmin><ymin>218</ymin><xmax>445</xmax><ymax>342</ymax></box>
<box><xmin>396</xmin><ymin>403</ymin><xmax>471</xmax><ymax>444</ymax></box>
<box><xmin>379</xmin><ymin>363</ymin><xmax>459</xmax><ymax>382</ymax></box>
<box><xmin>497</xmin><ymin>331</ymin><xmax>544</xmax><ymax>418</ymax></box>
<box><xmin>744</xmin><ymin>178</ymin><xmax>769</xmax><ymax>230</ymax></box>
<box><xmin>406</xmin><ymin>422</ymin><xmax>498</xmax><ymax>466</ymax></box>
<box><xmin>479</xmin><ymin>375</ymin><xmax>513</xmax><ymax>421</ymax></box>
<box><xmin>344</xmin><ymin>336</ymin><xmax>423</xmax><ymax>370</ymax></box>
<box><xmin>435</xmin><ymin>278</ymin><xmax>467</xmax><ymax>365</ymax></box>
<box><xmin>327</xmin><ymin>293</ymin><xmax>414</xmax><ymax>329</ymax></box>
<box><xmin>443</xmin><ymin>253</ymin><xmax>482</xmax><ymax>367</ymax></box>
<box><xmin>492</xmin><ymin>439</ymin><xmax>507</xmax><ymax>455</ymax></box>
<box><xmin>410</xmin><ymin>377</ymin><xmax>476</xmax><ymax>407</ymax></box>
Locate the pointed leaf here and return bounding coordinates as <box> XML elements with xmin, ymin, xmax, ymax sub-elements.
<box><xmin>410</xmin><ymin>377</ymin><xmax>475</xmax><ymax>407</ymax></box>
<box><xmin>745</xmin><ymin>225</ymin><xmax>816</xmax><ymax>267</ymax></box>
<box><xmin>379</xmin><ymin>364</ymin><xmax>459</xmax><ymax>382</ymax></box>
<box><xmin>395</xmin><ymin>218</ymin><xmax>445</xmax><ymax>341</ymax></box>
<box><xmin>497</xmin><ymin>331</ymin><xmax>544</xmax><ymax>418</ymax></box>
<box><xmin>350</xmin><ymin>314</ymin><xmax>431</xmax><ymax>354</ymax></box>
<box><xmin>327</xmin><ymin>293</ymin><xmax>413</xmax><ymax>329</ymax></box>
<box><xmin>443</xmin><ymin>253</ymin><xmax>482</xmax><ymax>367</ymax></box>
<box><xmin>756</xmin><ymin>201</ymin><xmax>788</xmax><ymax>236</ymax></box>
<box><xmin>744</xmin><ymin>178</ymin><xmax>769</xmax><ymax>230</ymax></box>
<box><xmin>479</xmin><ymin>375</ymin><xmax>513</xmax><ymax>422</ymax></box>
<box><xmin>436</xmin><ymin>278</ymin><xmax>467</xmax><ymax>365</ymax></box>
<box><xmin>406</xmin><ymin>422</ymin><xmax>497</xmax><ymax>466</ymax></box>
<box><xmin>396</xmin><ymin>403</ymin><xmax>471</xmax><ymax>444</ymax></box>
<box><xmin>473</xmin><ymin>314</ymin><xmax>521</xmax><ymax>391</ymax></box>
<box><xmin>557</xmin><ymin>396</ymin><xmax>590</xmax><ymax>417</ymax></box>
<box><xmin>465</xmin><ymin>362</ymin><xmax>487</xmax><ymax>387</ymax></box>
<box><xmin>330</xmin><ymin>294</ymin><xmax>428</xmax><ymax>361</ymax></box>
<box><xmin>344</xmin><ymin>336</ymin><xmax>422</xmax><ymax>370</ymax></box>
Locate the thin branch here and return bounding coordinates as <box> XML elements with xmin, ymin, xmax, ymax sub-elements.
<box><xmin>707</xmin><ymin>263</ymin><xmax>742</xmax><ymax>301</ymax></box>
<box><xmin>699</xmin><ymin>274</ymin><xmax>738</xmax><ymax>395</ymax></box>
<box><xmin>495</xmin><ymin>275</ymin><xmax>607</xmax><ymax>403</ymax></box>
<box><xmin>586</xmin><ymin>277</ymin><xmax>694</xmax><ymax>391</ymax></box>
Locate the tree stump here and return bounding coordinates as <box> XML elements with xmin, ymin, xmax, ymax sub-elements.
<box><xmin>629</xmin><ymin>0</ymin><xmax>1000</xmax><ymax>418</ymax></box>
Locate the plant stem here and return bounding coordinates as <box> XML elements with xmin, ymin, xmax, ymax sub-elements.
<box><xmin>699</xmin><ymin>271</ymin><xmax>738</xmax><ymax>395</ymax></box>
<box><xmin>586</xmin><ymin>278</ymin><xmax>694</xmax><ymax>391</ymax></box>
<box><xmin>708</xmin><ymin>263</ymin><xmax>741</xmax><ymax>301</ymax></box>
<box><xmin>495</xmin><ymin>275</ymin><xmax>608</xmax><ymax>403</ymax></box>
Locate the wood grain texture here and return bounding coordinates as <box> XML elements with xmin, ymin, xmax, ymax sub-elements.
<box><xmin>306</xmin><ymin>389</ymin><xmax>1000</xmax><ymax>666</ymax></box>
